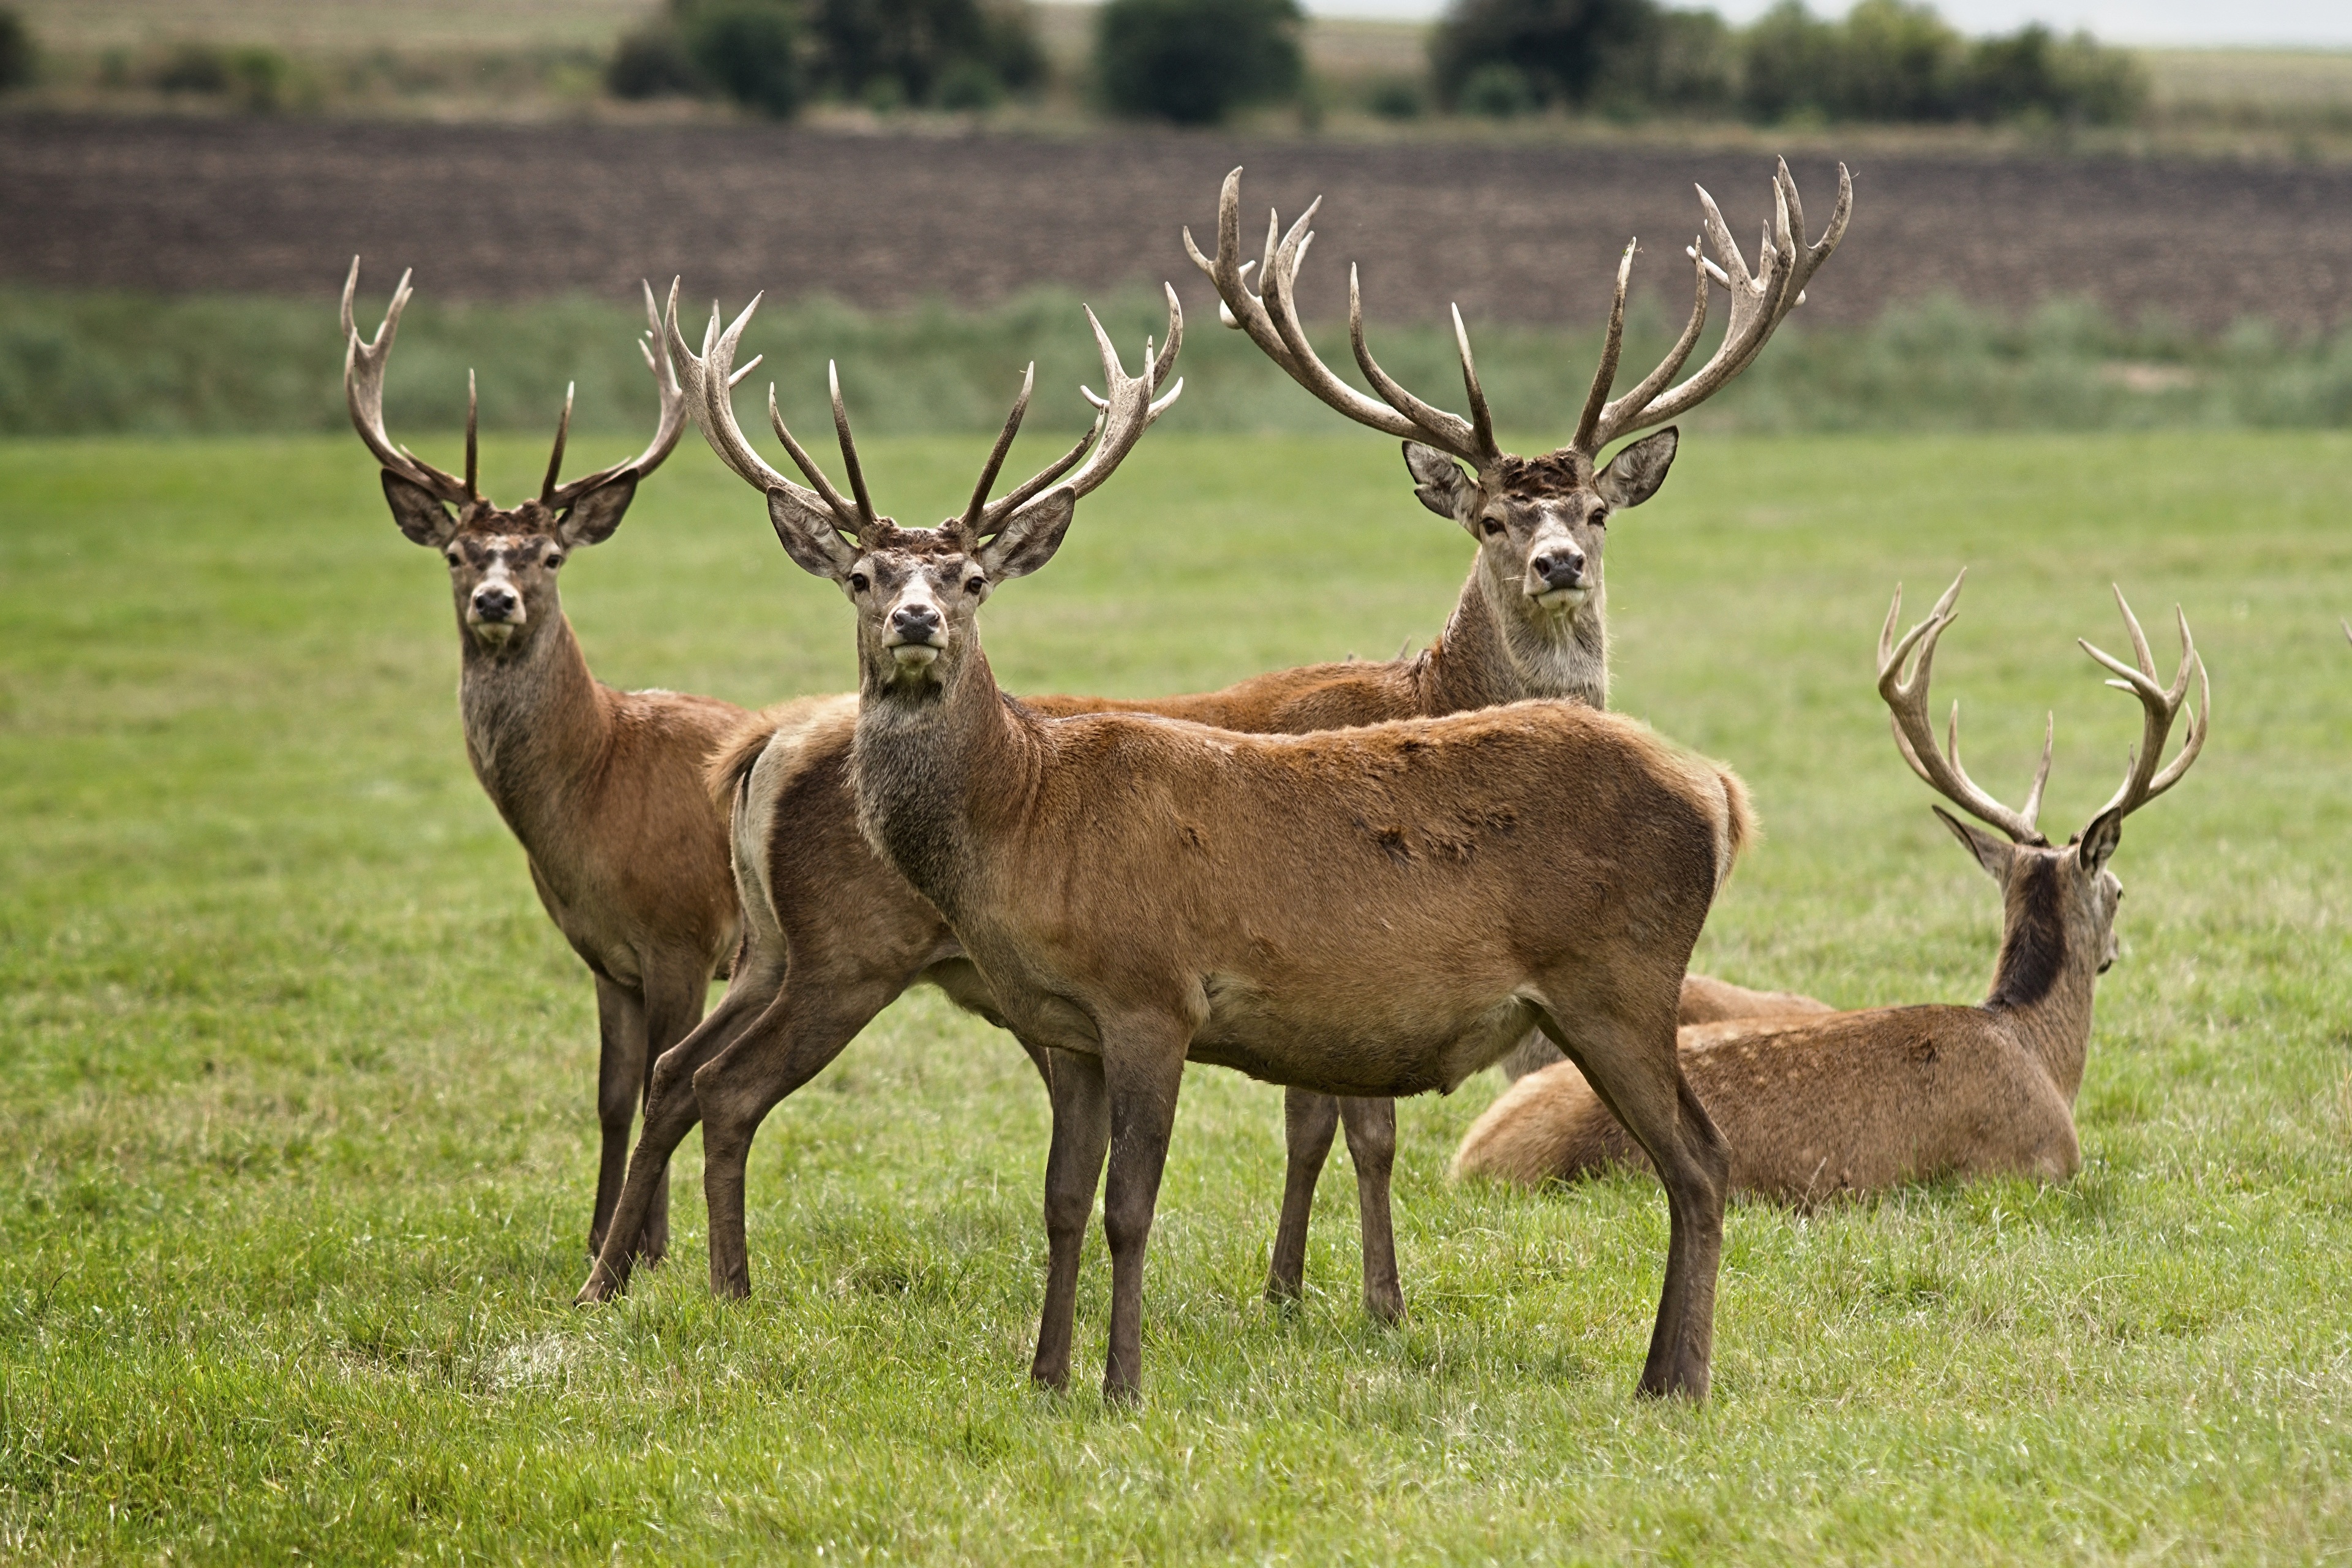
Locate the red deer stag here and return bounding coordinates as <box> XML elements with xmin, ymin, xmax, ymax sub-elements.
<box><xmin>344</xmin><ymin>261</ymin><xmax>742</xmax><ymax>1264</ymax></box>
<box><xmin>1453</xmin><ymin>572</ymin><xmax>2208</xmax><ymax>1200</ymax></box>
<box><xmin>578</xmin><ymin>160</ymin><xmax>1846</xmax><ymax>1328</ymax></box>
<box><xmin>596</xmin><ymin>308</ymin><xmax>1754</xmax><ymax>1401</ymax></box>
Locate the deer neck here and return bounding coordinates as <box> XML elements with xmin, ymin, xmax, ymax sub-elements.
<box><xmin>1980</xmin><ymin>856</ymin><xmax>2100</xmax><ymax>1103</ymax></box>
<box><xmin>850</xmin><ymin>642</ymin><xmax>1033</xmax><ymax>924</ymax></box>
<box><xmin>456</xmin><ymin>605</ymin><xmax>615</xmax><ymax>846</ymax></box>
<box><xmin>1422</xmin><ymin>560</ymin><xmax>1609</xmax><ymax>714</ymax></box>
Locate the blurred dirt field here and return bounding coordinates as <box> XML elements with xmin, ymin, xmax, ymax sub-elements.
<box><xmin>4</xmin><ymin>115</ymin><xmax>2350</xmax><ymax>331</ymax></box>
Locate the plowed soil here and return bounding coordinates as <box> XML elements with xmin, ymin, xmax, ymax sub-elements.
<box><xmin>6</xmin><ymin>114</ymin><xmax>2349</xmax><ymax>331</ymax></box>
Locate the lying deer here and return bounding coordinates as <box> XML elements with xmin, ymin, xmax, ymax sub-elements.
<box><xmin>579</xmin><ymin>160</ymin><xmax>1847</xmax><ymax>1324</ymax></box>
<box><xmin>344</xmin><ymin>262</ymin><xmax>744</xmax><ymax>1264</ymax></box>
<box><xmin>631</xmin><ymin>305</ymin><xmax>1752</xmax><ymax>1400</ymax></box>
<box><xmin>1452</xmin><ymin>572</ymin><xmax>2208</xmax><ymax>1200</ymax></box>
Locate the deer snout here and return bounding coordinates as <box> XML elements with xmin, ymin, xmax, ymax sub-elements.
<box><xmin>470</xmin><ymin>583</ymin><xmax>519</xmax><ymax>620</ymax></box>
<box><xmin>884</xmin><ymin>600</ymin><xmax>946</xmax><ymax>667</ymax></box>
<box><xmin>1526</xmin><ymin>546</ymin><xmax>1588</xmax><ymax>599</ymax></box>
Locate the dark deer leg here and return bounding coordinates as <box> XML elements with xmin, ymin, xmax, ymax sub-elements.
<box><xmin>1099</xmin><ymin>1026</ymin><xmax>1188</xmax><ymax>1402</ymax></box>
<box><xmin>1266</xmin><ymin>1088</ymin><xmax>1338</xmax><ymax>1307</ymax></box>
<box><xmin>1338</xmin><ymin>1096</ymin><xmax>1404</xmax><ymax>1325</ymax></box>
<box><xmin>1536</xmin><ymin>1000</ymin><xmax>1727</xmax><ymax>1401</ymax></box>
<box><xmin>587</xmin><ymin>976</ymin><xmax>647</xmax><ymax>1261</ymax></box>
<box><xmin>1030</xmin><ymin>1047</ymin><xmax>1109</xmax><ymax>1390</ymax></box>
<box><xmin>631</xmin><ymin>967</ymin><xmax>716</xmax><ymax>1267</ymax></box>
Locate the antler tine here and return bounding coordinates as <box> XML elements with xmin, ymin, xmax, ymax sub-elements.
<box><xmin>962</xmin><ymin>361</ymin><xmax>1033</xmax><ymax>530</ymax></box>
<box><xmin>1188</xmin><ymin>168</ymin><xmax>1483</xmax><ymax>464</ymax></box>
<box><xmin>540</xmin><ymin>278</ymin><xmax>693</xmax><ymax>507</ymax></box>
<box><xmin>827</xmin><ymin>362</ymin><xmax>881</xmax><ymax>531</ymax></box>
<box><xmin>1450</xmin><ymin>304</ymin><xmax>1497</xmax><ymax>462</ymax></box>
<box><xmin>341</xmin><ymin>257</ymin><xmax>473</xmax><ymax>505</ymax></box>
<box><xmin>672</xmin><ymin>287</ymin><xmax>860</xmax><ymax>537</ymax></box>
<box><xmin>464</xmin><ymin>371</ymin><xmax>479</xmax><ymax>502</ymax></box>
<box><xmin>979</xmin><ymin>287</ymin><xmax>1183</xmax><ymax>532</ymax></box>
<box><xmin>539</xmin><ymin>382</ymin><xmax>574</xmax><ymax>503</ymax></box>
<box><xmin>1876</xmin><ymin>570</ymin><xmax>2050</xmax><ymax>845</ymax></box>
<box><xmin>1587</xmin><ymin>162</ymin><xmax>1850</xmax><ymax>450</ymax></box>
<box><xmin>1570</xmin><ymin>241</ymin><xmax>1635</xmax><ymax>453</ymax></box>
<box><xmin>2081</xmin><ymin>589</ymin><xmax>2209</xmax><ymax>821</ymax></box>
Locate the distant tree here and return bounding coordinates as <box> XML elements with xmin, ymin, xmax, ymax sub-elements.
<box><xmin>0</xmin><ymin>7</ymin><xmax>35</xmax><ymax>93</ymax></box>
<box><xmin>808</xmin><ymin>0</ymin><xmax>1043</xmax><ymax>106</ymax></box>
<box><xmin>1735</xmin><ymin>0</ymin><xmax>1838</xmax><ymax>121</ymax></box>
<box><xmin>1095</xmin><ymin>0</ymin><xmax>1303</xmax><ymax>125</ymax></box>
<box><xmin>1429</xmin><ymin>0</ymin><xmax>1660</xmax><ymax>111</ymax></box>
<box><xmin>1834</xmin><ymin>0</ymin><xmax>1961</xmax><ymax>120</ymax></box>
<box><xmin>686</xmin><ymin>0</ymin><xmax>805</xmax><ymax>116</ymax></box>
<box><xmin>1959</xmin><ymin>23</ymin><xmax>2146</xmax><ymax>125</ymax></box>
<box><xmin>607</xmin><ymin>24</ymin><xmax>707</xmax><ymax>99</ymax></box>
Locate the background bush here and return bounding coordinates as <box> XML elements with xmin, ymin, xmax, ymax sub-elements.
<box><xmin>0</xmin><ymin>6</ymin><xmax>35</xmax><ymax>92</ymax></box>
<box><xmin>1095</xmin><ymin>0</ymin><xmax>1304</xmax><ymax>124</ymax></box>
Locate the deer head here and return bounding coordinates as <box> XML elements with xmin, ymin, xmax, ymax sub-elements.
<box><xmin>1878</xmin><ymin>571</ymin><xmax>2209</xmax><ymax>998</ymax></box>
<box><xmin>1186</xmin><ymin>163</ymin><xmax>1849</xmax><ymax>645</ymax></box>
<box><xmin>342</xmin><ymin>259</ymin><xmax>687</xmax><ymax>653</ymax></box>
<box><xmin>668</xmin><ymin>281</ymin><xmax>1182</xmax><ymax>698</ymax></box>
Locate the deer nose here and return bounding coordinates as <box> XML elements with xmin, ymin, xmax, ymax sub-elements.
<box><xmin>472</xmin><ymin>584</ymin><xmax>518</xmax><ymax>620</ymax></box>
<box><xmin>889</xmin><ymin>603</ymin><xmax>943</xmax><ymax>642</ymax></box>
<box><xmin>1530</xmin><ymin>550</ymin><xmax>1585</xmax><ymax>589</ymax></box>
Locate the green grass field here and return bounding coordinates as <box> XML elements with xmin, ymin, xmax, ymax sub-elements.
<box><xmin>4</xmin><ymin>426</ymin><xmax>2350</xmax><ymax>1561</ymax></box>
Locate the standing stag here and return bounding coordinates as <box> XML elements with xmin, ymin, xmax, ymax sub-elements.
<box><xmin>577</xmin><ymin>160</ymin><xmax>1849</xmax><ymax>1326</ymax></box>
<box><xmin>344</xmin><ymin>262</ymin><xmax>744</xmax><ymax>1264</ymax></box>
<box><xmin>603</xmin><ymin>304</ymin><xmax>1754</xmax><ymax>1400</ymax></box>
<box><xmin>1453</xmin><ymin>573</ymin><xmax>2208</xmax><ymax>1199</ymax></box>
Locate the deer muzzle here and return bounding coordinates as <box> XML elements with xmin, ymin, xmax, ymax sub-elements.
<box><xmin>467</xmin><ymin>577</ymin><xmax>526</xmax><ymax>643</ymax></box>
<box><xmin>884</xmin><ymin>600</ymin><xmax>946</xmax><ymax>668</ymax></box>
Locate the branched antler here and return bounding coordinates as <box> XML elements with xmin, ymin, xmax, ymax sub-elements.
<box><xmin>2079</xmin><ymin>586</ymin><xmax>2209</xmax><ymax>823</ymax></box>
<box><xmin>1877</xmin><ymin>570</ymin><xmax>2054</xmax><ymax>846</ymax></box>
<box><xmin>540</xmin><ymin>280</ymin><xmax>688</xmax><ymax>506</ymax></box>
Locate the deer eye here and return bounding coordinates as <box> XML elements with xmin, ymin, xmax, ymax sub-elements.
<box><xmin>445</xmin><ymin>548</ymin><xmax>462</xmax><ymax>564</ymax></box>
<box><xmin>1588</xmin><ymin>508</ymin><xmax>1609</xmax><ymax>527</ymax></box>
<box><xmin>965</xmin><ymin>576</ymin><xmax>986</xmax><ymax>595</ymax></box>
<box><xmin>848</xmin><ymin>572</ymin><xmax>870</xmax><ymax>593</ymax></box>
<box><xmin>1480</xmin><ymin>518</ymin><xmax>1504</xmax><ymax>538</ymax></box>
<box><xmin>544</xmin><ymin>552</ymin><xmax>564</xmax><ymax>568</ymax></box>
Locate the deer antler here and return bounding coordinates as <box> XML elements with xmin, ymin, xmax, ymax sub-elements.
<box><xmin>973</xmin><ymin>288</ymin><xmax>1185</xmax><ymax>537</ymax></box>
<box><xmin>1877</xmin><ymin>570</ymin><xmax>2054</xmax><ymax>846</ymax></box>
<box><xmin>1184</xmin><ymin>169</ymin><xmax>1492</xmax><ymax>467</ymax></box>
<box><xmin>1577</xmin><ymin>159</ymin><xmax>1852</xmax><ymax>453</ymax></box>
<box><xmin>540</xmin><ymin>280</ymin><xmax>689</xmax><ymax>507</ymax></box>
<box><xmin>342</xmin><ymin>257</ymin><xmax>474</xmax><ymax>505</ymax></box>
<box><xmin>2079</xmin><ymin>587</ymin><xmax>2208</xmax><ymax>824</ymax></box>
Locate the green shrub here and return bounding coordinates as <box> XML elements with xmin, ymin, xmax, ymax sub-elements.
<box><xmin>1095</xmin><ymin>0</ymin><xmax>1303</xmax><ymax>124</ymax></box>
<box><xmin>0</xmin><ymin>7</ymin><xmax>36</xmax><ymax>92</ymax></box>
<box><xmin>1458</xmin><ymin>61</ymin><xmax>1535</xmax><ymax>116</ymax></box>
<box><xmin>1430</xmin><ymin>0</ymin><xmax>1660</xmax><ymax>111</ymax></box>
<box><xmin>150</xmin><ymin>42</ymin><xmax>295</xmax><ymax>111</ymax></box>
<box><xmin>682</xmin><ymin>0</ymin><xmax>804</xmax><ymax>116</ymax></box>
<box><xmin>1959</xmin><ymin>24</ymin><xmax>2146</xmax><ymax>125</ymax></box>
<box><xmin>1365</xmin><ymin>74</ymin><xmax>1428</xmax><ymax>119</ymax></box>
<box><xmin>807</xmin><ymin>0</ymin><xmax>1042</xmax><ymax>107</ymax></box>
<box><xmin>606</xmin><ymin>24</ymin><xmax>706</xmax><ymax>99</ymax></box>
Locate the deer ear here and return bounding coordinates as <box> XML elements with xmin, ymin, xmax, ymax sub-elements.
<box><xmin>556</xmin><ymin>473</ymin><xmax>638</xmax><ymax>548</ymax></box>
<box><xmin>768</xmin><ymin>489</ymin><xmax>860</xmax><ymax>580</ymax></box>
<box><xmin>1402</xmin><ymin>442</ymin><xmax>1474</xmax><ymax>523</ymax></box>
<box><xmin>1595</xmin><ymin>427</ymin><xmax>1678</xmax><ymax>509</ymax></box>
<box><xmin>976</xmin><ymin>489</ymin><xmax>1076</xmax><ymax>582</ymax></box>
<box><xmin>382</xmin><ymin>470</ymin><xmax>458</xmax><ymax>547</ymax></box>
<box><xmin>2076</xmin><ymin>808</ymin><xmax>2124</xmax><ymax>875</ymax></box>
<box><xmin>1932</xmin><ymin>804</ymin><xmax>2015</xmax><ymax>882</ymax></box>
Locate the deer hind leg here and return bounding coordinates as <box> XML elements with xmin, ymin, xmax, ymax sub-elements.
<box><xmin>1265</xmin><ymin>1088</ymin><xmax>1340</xmax><ymax>1308</ymax></box>
<box><xmin>1098</xmin><ymin>1021</ymin><xmax>1191</xmax><ymax>1403</ymax></box>
<box><xmin>1031</xmin><ymin>1046</ymin><xmax>1109</xmax><ymax>1391</ymax></box>
<box><xmin>1534</xmin><ymin>994</ymin><xmax>1728</xmax><ymax>1402</ymax></box>
<box><xmin>1340</xmin><ymin>1096</ymin><xmax>1405</xmax><ymax>1325</ymax></box>
<box><xmin>577</xmin><ymin>951</ymin><xmax>786</xmax><ymax>1302</ymax></box>
<box><xmin>588</xmin><ymin>975</ymin><xmax>649</xmax><ymax>1261</ymax></box>
<box><xmin>690</xmin><ymin>973</ymin><xmax>906</xmax><ymax>1300</ymax></box>
<box><xmin>625</xmin><ymin>966</ymin><xmax>717</xmax><ymax>1268</ymax></box>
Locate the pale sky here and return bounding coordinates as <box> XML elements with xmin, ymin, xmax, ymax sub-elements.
<box><xmin>1303</xmin><ymin>0</ymin><xmax>2352</xmax><ymax>47</ymax></box>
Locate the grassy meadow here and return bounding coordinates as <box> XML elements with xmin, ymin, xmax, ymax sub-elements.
<box><xmin>3</xmin><ymin>424</ymin><xmax>2351</xmax><ymax>1560</ymax></box>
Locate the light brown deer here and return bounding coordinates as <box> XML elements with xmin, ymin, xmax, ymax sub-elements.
<box><xmin>1453</xmin><ymin>572</ymin><xmax>2208</xmax><ymax>1200</ymax></box>
<box><xmin>344</xmin><ymin>261</ymin><xmax>743</xmax><ymax>1264</ymax></box>
<box><xmin>601</xmin><ymin>309</ymin><xmax>1753</xmax><ymax>1400</ymax></box>
<box><xmin>578</xmin><ymin>160</ymin><xmax>1846</xmax><ymax>1325</ymax></box>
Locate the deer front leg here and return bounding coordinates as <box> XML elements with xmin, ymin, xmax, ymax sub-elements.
<box><xmin>1099</xmin><ymin>1023</ymin><xmax>1189</xmax><ymax>1403</ymax></box>
<box><xmin>627</xmin><ymin>967</ymin><xmax>716</xmax><ymax>1267</ymax></box>
<box><xmin>1339</xmin><ymin>1096</ymin><xmax>1404</xmax><ymax>1325</ymax></box>
<box><xmin>589</xmin><ymin>975</ymin><xmax>649</xmax><ymax>1261</ymax></box>
<box><xmin>1265</xmin><ymin>1088</ymin><xmax>1338</xmax><ymax>1308</ymax></box>
<box><xmin>1536</xmin><ymin>999</ymin><xmax>1727</xmax><ymax>1401</ymax></box>
<box><xmin>576</xmin><ymin>968</ymin><xmax>776</xmax><ymax>1302</ymax></box>
<box><xmin>1030</xmin><ymin>1046</ymin><xmax>1109</xmax><ymax>1391</ymax></box>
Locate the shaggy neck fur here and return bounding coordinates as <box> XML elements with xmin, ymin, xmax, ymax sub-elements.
<box><xmin>457</xmin><ymin>597</ymin><xmax>614</xmax><ymax>848</ymax></box>
<box><xmin>1981</xmin><ymin>853</ymin><xmax>2100</xmax><ymax>1102</ymax></box>
<box><xmin>1420</xmin><ymin>558</ymin><xmax>1609</xmax><ymax>714</ymax></box>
